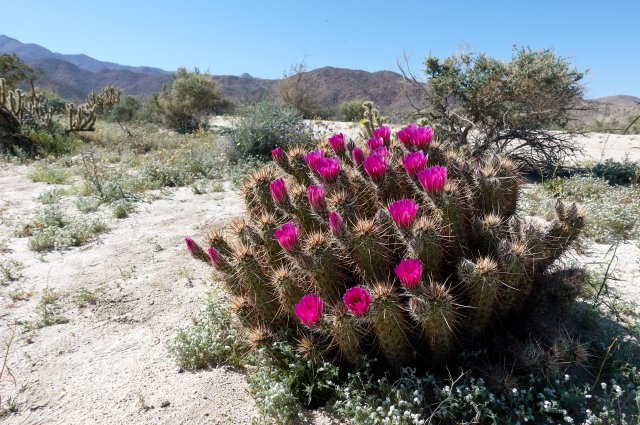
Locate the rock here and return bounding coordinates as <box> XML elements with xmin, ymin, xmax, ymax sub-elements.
<box><xmin>160</xmin><ymin>400</ymin><xmax>170</xmax><ymax>408</ymax></box>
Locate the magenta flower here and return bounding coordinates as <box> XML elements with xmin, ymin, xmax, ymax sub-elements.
<box><xmin>367</xmin><ymin>137</ymin><xmax>384</xmax><ymax>152</ymax></box>
<box><xmin>363</xmin><ymin>153</ymin><xmax>388</xmax><ymax>182</ymax></box>
<box><xmin>270</xmin><ymin>178</ymin><xmax>289</xmax><ymax>207</ymax></box>
<box><xmin>317</xmin><ymin>157</ymin><xmax>341</xmax><ymax>183</ymax></box>
<box><xmin>329</xmin><ymin>133</ymin><xmax>346</xmax><ymax>154</ymax></box>
<box><xmin>394</xmin><ymin>259</ymin><xmax>423</xmax><ymax>289</ymax></box>
<box><xmin>373</xmin><ymin>126</ymin><xmax>391</xmax><ymax>145</ymax></box>
<box><xmin>328</xmin><ymin>211</ymin><xmax>344</xmax><ymax>236</ymax></box>
<box><xmin>388</xmin><ymin>199</ymin><xmax>419</xmax><ymax>229</ymax></box>
<box><xmin>272</xmin><ymin>146</ymin><xmax>286</xmax><ymax>165</ymax></box>
<box><xmin>343</xmin><ymin>286</ymin><xmax>372</xmax><ymax>317</ymax></box>
<box><xmin>307</xmin><ymin>185</ymin><xmax>326</xmax><ymax>211</ymax></box>
<box><xmin>397</xmin><ymin>124</ymin><xmax>434</xmax><ymax>150</ymax></box>
<box><xmin>274</xmin><ymin>222</ymin><xmax>300</xmax><ymax>253</ymax></box>
<box><xmin>352</xmin><ymin>147</ymin><xmax>365</xmax><ymax>166</ymax></box>
<box><xmin>295</xmin><ymin>294</ymin><xmax>324</xmax><ymax>327</ymax></box>
<box><xmin>403</xmin><ymin>151</ymin><xmax>428</xmax><ymax>177</ymax></box>
<box><xmin>305</xmin><ymin>150</ymin><xmax>325</xmax><ymax>173</ymax></box>
<box><xmin>184</xmin><ymin>237</ymin><xmax>200</xmax><ymax>255</ymax></box>
<box><xmin>417</xmin><ymin>165</ymin><xmax>447</xmax><ymax>194</ymax></box>
<box><xmin>207</xmin><ymin>247</ymin><xmax>224</xmax><ymax>269</ymax></box>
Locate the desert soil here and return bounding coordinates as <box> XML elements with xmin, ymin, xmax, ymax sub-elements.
<box><xmin>1</xmin><ymin>127</ymin><xmax>639</xmax><ymax>425</ymax></box>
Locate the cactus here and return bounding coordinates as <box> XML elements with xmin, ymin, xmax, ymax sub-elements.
<box><xmin>66</xmin><ymin>103</ymin><xmax>97</xmax><ymax>133</ymax></box>
<box><xmin>186</xmin><ymin>123</ymin><xmax>587</xmax><ymax>375</ymax></box>
<box><xmin>0</xmin><ymin>78</ymin><xmax>53</xmax><ymax>126</ymax></box>
<box><xmin>86</xmin><ymin>84</ymin><xmax>121</xmax><ymax>114</ymax></box>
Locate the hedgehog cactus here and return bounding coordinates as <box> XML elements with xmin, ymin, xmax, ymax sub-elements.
<box><xmin>186</xmin><ymin>123</ymin><xmax>587</xmax><ymax>374</ymax></box>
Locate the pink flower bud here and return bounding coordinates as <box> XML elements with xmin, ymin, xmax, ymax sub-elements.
<box><xmin>417</xmin><ymin>166</ymin><xmax>447</xmax><ymax>194</ymax></box>
<box><xmin>328</xmin><ymin>133</ymin><xmax>346</xmax><ymax>154</ymax></box>
<box><xmin>269</xmin><ymin>178</ymin><xmax>288</xmax><ymax>207</ymax></box>
<box><xmin>271</xmin><ymin>146</ymin><xmax>286</xmax><ymax>165</ymax></box>
<box><xmin>363</xmin><ymin>153</ymin><xmax>388</xmax><ymax>182</ymax></box>
<box><xmin>394</xmin><ymin>259</ymin><xmax>423</xmax><ymax>289</ymax></box>
<box><xmin>295</xmin><ymin>294</ymin><xmax>323</xmax><ymax>327</ymax></box>
<box><xmin>207</xmin><ymin>247</ymin><xmax>225</xmax><ymax>269</ymax></box>
<box><xmin>403</xmin><ymin>151</ymin><xmax>428</xmax><ymax>177</ymax></box>
<box><xmin>352</xmin><ymin>147</ymin><xmax>365</xmax><ymax>166</ymax></box>
<box><xmin>184</xmin><ymin>237</ymin><xmax>199</xmax><ymax>255</ymax></box>
<box><xmin>343</xmin><ymin>286</ymin><xmax>372</xmax><ymax>317</ymax></box>
<box><xmin>307</xmin><ymin>185</ymin><xmax>326</xmax><ymax>212</ymax></box>
<box><xmin>388</xmin><ymin>199</ymin><xmax>419</xmax><ymax>229</ymax></box>
<box><xmin>367</xmin><ymin>137</ymin><xmax>384</xmax><ymax>152</ymax></box>
<box><xmin>305</xmin><ymin>150</ymin><xmax>325</xmax><ymax>173</ymax></box>
<box><xmin>397</xmin><ymin>124</ymin><xmax>434</xmax><ymax>150</ymax></box>
<box><xmin>274</xmin><ymin>222</ymin><xmax>300</xmax><ymax>253</ymax></box>
<box><xmin>328</xmin><ymin>211</ymin><xmax>344</xmax><ymax>237</ymax></box>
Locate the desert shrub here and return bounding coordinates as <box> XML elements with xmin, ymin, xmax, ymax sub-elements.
<box><xmin>0</xmin><ymin>259</ymin><xmax>23</xmax><ymax>285</ymax></box>
<box><xmin>277</xmin><ymin>62</ymin><xmax>327</xmax><ymax>119</ymax></box>
<box><xmin>185</xmin><ymin>124</ymin><xmax>597</xmax><ymax>416</ymax></box>
<box><xmin>231</xmin><ymin>98</ymin><xmax>315</xmax><ymax>159</ymax></box>
<box><xmin>19</xmin><ymin>124</ymin><xmax>79</xmax><ymax>158</ymax></box>
<box><xmin>168</xmin><ymin>288</ymin><xmax>247</xmax><ymax>370</ymax></box>
<box><xmin>339</xmin><ymin>99</ymin><xmax>366</xmax><ymax>122</ymax></box>
<box><xmin>17</xmin><ymin>207</ymin><xmax>108</xmax><ymax>251</ymax></box>
<box><xmin>28</xmin><ymin>161</ymin><xmax>71</xmax><ymax>184</ymax></box>
<box><xmin>592</xmin><ymin>155</ymin><xmax>640</xmax><ymax>185</ymax></box>
<box><xmin>155</xmin><ymin>67</ymin><xmax>229</xmax><ymax>133</ymax></box>
<box><xmin>422</xmin><ymin>48</ymin><xmax>586</xmax><ymax>173</ymax></box>
<box><xmin>107</xmin><ymin>95</ymin><xmax>141</xmax><ymax>123</ymax></box>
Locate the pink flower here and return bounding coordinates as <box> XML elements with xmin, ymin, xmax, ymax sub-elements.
<box><xmin>373</xmin><ymin>126</ymin><xmax>391</xmax><ymax>145</ymax></box>
<box><xmin>272</xmin><ymin>146</ymin><xmax>286</xmax><ymax>165</ymax></box>
<box><xmin>403</xmin><ymin>151</ymin><xmax>428</xmax><ymax>177</ymax></box>
<box><xmin>352</xmin><ymin>147</ymin><xmax>365</xmax><ymax>166</ymax></box>
<box><xmin>397</xmin><ymin>124</ymin><xmax>434</xmax><ymax>150</ymax></box>
<box><xmin>388</xmin><ymin>199</ymin><xmax>419</xmax><ymax>229</ymax></box>
<box><xmin>270</xmin><ymin>178</ymin><xmax>288</xmax><ymax>207</ymax></box>
<box><xmin>367</xmin><ymin>137</ymin><xmax>384</xmax><ymax>152</ymax></box>
<box><xmin>394</xmin><ymin>259</ymin><xmax>423</xmax><ymax>289</ymax></box>
<box><xmin>329</xmin><ymin>133</ymin><xmax>346</xmax><ymax>154</ymax></box>
<box><xmin>363</xmin><ymin>153</ymin><xmax>388</xmax><ymax>182</ymax></box>
<box><xmin>317</xmin><ymin>157</ymin><xmax>341</xmax><ymax>183</ymax></box>
<box><xmin>343</xmin><ymin>286</ymin><xmax>372</xmax><ymax>317</ymax></box>
<box><xmin>184</xmin><ymin>237</ymin><xmax>200</xmax><ymax>255</ymax></box>
<box><xmin>305</xmin><ymin>150</ymin><xmax>325</xmax><ymax>173</ymax></box>
<box><xmin>295</xmin><ymin>294</ymin><xmax>323</xmax><ymax>327</ymax></box>
<box><xmin>328</xmin><ymin>211</ymin><xmax>344</xmax><ymax>236</ymax></box>
<box><xmin>417</xmin><ymin>166</ymin><xmax>447</xmax><ymax>194</ymax></box>
<box><xmin>207</xmin><ymin>247</ymin><xmax>224</xmax><ymax>269</ymax></box>
<box><xmin>274</xmin><ymin>222</ymin><xmax>300</xmax><ymax>253</ymax></box>
<box><xmin>307</xmin><ymin>185</ymin><xmax>326</xmax><ymax>211</ymax></box>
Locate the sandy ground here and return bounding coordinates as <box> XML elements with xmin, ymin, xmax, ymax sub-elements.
<box><xmin>1</xmin><ymin>128</ymin><xmax>639</xmax><ymax>424</ymax></box>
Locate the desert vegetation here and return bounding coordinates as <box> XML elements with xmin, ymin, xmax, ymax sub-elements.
<box><xmin>0</xmin><ymin>46</ymin><xmax>639</xmax><ymax>424</ymax></box>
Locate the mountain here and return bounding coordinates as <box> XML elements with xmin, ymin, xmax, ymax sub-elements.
<box><xmin>593</xmin><ymin>95</ymin><xmax>640</xmax><ymax>107</ymax></box>
<box><xmin>1</xmin><ymin>35</ymin><xmax>422</xmax><ymax>115</ymax></box>
<box><xmin>0</xmin><ymin>35</ymin><xmax>168</xmax><ymax>74</ymax></box>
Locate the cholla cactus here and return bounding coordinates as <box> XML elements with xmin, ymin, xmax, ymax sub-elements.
<box><xmin>186</xmin><ymin>123</ymin><xmax>587</xmax><ymax>374</ymax></box>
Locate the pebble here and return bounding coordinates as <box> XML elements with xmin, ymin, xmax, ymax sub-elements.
<box><xmin>160</xmin><ymin>400</ymin><xmax>170</xmax><ymax>408</ymax></box>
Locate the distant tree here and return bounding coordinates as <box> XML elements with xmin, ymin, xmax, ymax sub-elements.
<box><xmin>156</xmin><ymin>68</ymin><xmax>228</xmax><ymax>133</ymax></box>
<box><xmin>0</xmin><ymin>54</ymin><xmax>41</xmax><ymax>94</ymax></box>
<box><xmin>339</xmin><ymin>99</ymin><xmax>366</xmax><ymax>122</ymax></box>
<box><xmin>278</xmin><ymin>62</ymin><xmax>326</xmax><ymax>119</ymax></box>
<box><xmin>419</xmin><ymin>48</ymin><xmax>588</xmax><ymax>172</ymax></box>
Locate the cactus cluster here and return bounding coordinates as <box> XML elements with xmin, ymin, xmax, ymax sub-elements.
<box><xmin>186</xmin><ymin>124</ymin><xmax>587</xmax><ymax>375</ymax></box>
<box><xmin>86</xmin><ymin>84</ymin><xmax>121</xmax><ymax>114</ymax></box>
<box><xmin>0</xmin><ymin>77</ymin><xmax>53</xmax><ymax>126</ymax></box>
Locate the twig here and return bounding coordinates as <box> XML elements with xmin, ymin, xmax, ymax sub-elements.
<box><xmin>0</xmin><ymin>324</ymin><xmax>17</xmax><ymax>411</ymax></box>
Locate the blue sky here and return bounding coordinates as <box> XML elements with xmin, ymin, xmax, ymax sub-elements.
<box><xmin>2</xmin><ymin>0</ymin><xmax>639</xmax><ymax>98</ymax></box>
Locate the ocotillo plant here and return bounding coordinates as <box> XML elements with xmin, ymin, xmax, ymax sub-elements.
<box><xmin>186</xmin><ymin>124</ymin><xmax>587</xmax><ymax>375</ymax></box>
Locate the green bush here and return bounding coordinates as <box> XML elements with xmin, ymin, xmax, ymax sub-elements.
<box><xmin>339</xmin><ymin>99</ymin><xmax>365</xmax><ymax>122</ymax></box>
<box><xmin>156</xmin><ymin>68</ymin><xmax>229</xmax><ymax>133</ymax></box>
<box><xmin>231</xmin><ymin>98</ymin><xmax>315</xmax><ymax>159</ymax></box>
<box><xmin>107</xmin><ymin>95</ymin><xmax>141</xmax><ymax>123</ymax></box>
<box><xmin>592</xmin><ymin>156</ymin><xmax>640</xmax><ymax>184</ymax></box>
